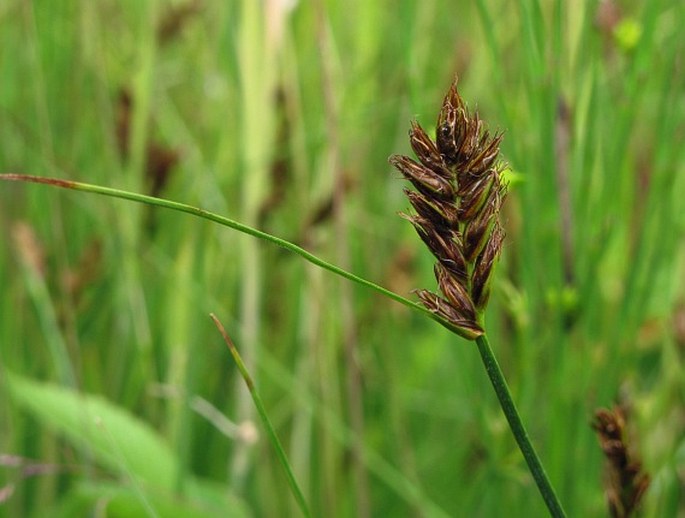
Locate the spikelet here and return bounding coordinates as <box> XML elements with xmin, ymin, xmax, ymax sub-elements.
<box><xmin>592</xmin><ymin>406</ymin><xmax>650</xmax><ymax>518</ymax></box>
<box><xmin>389</xmin><ymin>79</ymin><xmax>506</xmax><ymax>340</ymax></box>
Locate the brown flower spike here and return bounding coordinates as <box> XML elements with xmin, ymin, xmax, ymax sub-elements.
<box><xmin>592</xmin><ymin>407</ymin><xmax>650</xmax><ymax>518</ymax></box>
<box><xmin>390</xmin><ymin>79</ymin><xmax>506</xmax><ymax>340</ymax></box>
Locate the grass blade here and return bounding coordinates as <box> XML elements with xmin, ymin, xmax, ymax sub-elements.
<box><xmin>0</xmin><ymin>173</ymin><xmax>443</xmax><ymax>325</ymax></box>
<box><xmin>210</xmin><ymin>314</ymin><xmax>311</xmax><ymax>518</ymax></box>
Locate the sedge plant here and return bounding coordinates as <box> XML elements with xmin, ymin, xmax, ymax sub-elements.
<box><xmin>389</xmin><ymin>79</ymin><xmax>566</xmax><ymax>517</ymax></box>
<box><xmin>0</xmin><ymin>80</ymin><xmax>566</xmax><ymax>516</ymax></box>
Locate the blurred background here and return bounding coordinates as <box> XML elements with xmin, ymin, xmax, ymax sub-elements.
<box><xmin>1</xmin><ymin>0</ymin><xmax>684</xmax><ymax>516</ymax></box>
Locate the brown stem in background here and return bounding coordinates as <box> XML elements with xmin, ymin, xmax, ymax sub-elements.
<box><xmin>554</xmin><ymin>97</ymin><xmax>575</xmax><ymax>288</ymax></box>
<box><xmin>156</xmin><ymin>0</ymin><xmax>203</xmax><ymax>45</ymax></box>
<box><xmin>297</xmin><ymin>173</ymin><xmax>355</xmax><ymax>249</ymax></box>
<box><xmin>115</xmin><ymin>88</ymin><xmax>179</xmax><ymax>201</ymax></box>
<box><xmin>257</xmin><ymin>87</ymin><xmax>291</xmax><ymax>228</ymax></box>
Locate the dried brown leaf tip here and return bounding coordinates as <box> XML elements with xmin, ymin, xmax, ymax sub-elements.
<box><xmin>592</xmin><ymin>406</ymin><xmax>650</xmax><ymax>518</ymax></box>
<box><xmin>389</xmin><ymin>79</ymin><xmax>506</xmax><ymax>340</ymax></box>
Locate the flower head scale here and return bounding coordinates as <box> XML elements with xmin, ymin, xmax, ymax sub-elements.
<box><xmin>390</xmin><ymin>79</ymin><xmax>507</xmax><ymax>340</ymax></box>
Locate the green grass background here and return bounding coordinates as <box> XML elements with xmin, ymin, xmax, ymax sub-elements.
<box><xmin>1</xmin><ymin>0</ymin><xmax>684</xmax><ymax>516</ymax></box>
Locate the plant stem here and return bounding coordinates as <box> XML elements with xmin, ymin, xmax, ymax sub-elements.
<box><xmin>0</xmin><ymin>174</ymin><xmax>428</xmax><ymax>315</ymax></box>
<box><xmin>475</xmin><ymin>334</ymin><xmax>566</xmax><ymax>518</ymax></box>
<box><xmin>210</xmin><ymin>314</ymin><xmax>311</xmax><ymax>518</ymax></box>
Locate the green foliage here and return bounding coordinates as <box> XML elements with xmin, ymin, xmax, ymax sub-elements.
<box><xmin>5</xmin><ymin>372</ymin><xmax>250</xmax><ymax>517</ymax></box>
<box><xmin>1</xmin><ymin>0</ymin><xmax>684</xmax><ymax>516</ymax></box>
<box><xmin>6</xmin><ymin>372</ymin><xmax>180</xmax><ymax>490</ymax></box>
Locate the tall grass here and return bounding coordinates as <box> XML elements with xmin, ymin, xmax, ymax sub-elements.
<box><xmin>1</xmin><ymin>0</ymin><xmax>684</xmax><ymax>516</ymax></box>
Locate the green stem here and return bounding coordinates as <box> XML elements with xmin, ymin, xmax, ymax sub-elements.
<box><xmin>210</xmin><ymin>314</ymin><xmax>311</xmax><ymax>518</ymax></box>
<box><xmin>0</xmin><ymin>174</ymin><xmax>440</xmax><ymax>320</ymax></box>
<box><xmin>475</xmin><ymin>334</ymin><xmax>566</xmax><ymax>518</ymax></box>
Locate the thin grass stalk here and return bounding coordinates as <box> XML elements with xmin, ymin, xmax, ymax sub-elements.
<box><xmin>314</xmin><ymin>2</ymin><xmax>370</xmax><ymax>515</ymax></box>
<box><xmin>120</xmin><ymin>0</ymin><xmax>157</xmax><ymax>365</ymax></box>
<box><xmin>231</xmin><ymin>0</ymin><xmax>272</xmax><ymax>489</ymax></box>
<box><xmin>0</xmin><ymin>175</ymin><xmax>438</xmax><ymax>318</ymax></box>
<box><xmin>85</xmin><ymin>4</ymin><xmax>158</xmax><ymax>416</ymax></box>
<box><xmin>278</xmin><ymin>44</ymin><xmax>317</xmax><ymax>514</ymax></box>
<box><xmin>210</xmin><ymin>314</ymin><xmax>312</xmax><ymax>518</ymax></box>
<box><xmin>20</xmin><ymin>4</ymin><xmax>67</xmax><ymax>509</ymax></box>
<box><xmin>476</xmin><ymin>334</ymin><xmax>565</xmax><ymax>517</ymax></box>
<box><xmin>309</xmin><ymin>5</ymin><xmax>345</xmax><ymax>512</ymax></box>
<box><xmin>309</xmin><ymin>266</ymin><xmax>342</xmax><ymax>514</ymax></box>
<box><xmin>11</xmin><ymin>224</ymin><xmax>75</xmax><ymax>388</ymax></box>
<box><xmin>166</xmin><ymin>236</ymin><xmax>196</xmax><ymax>494</ymax></box>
